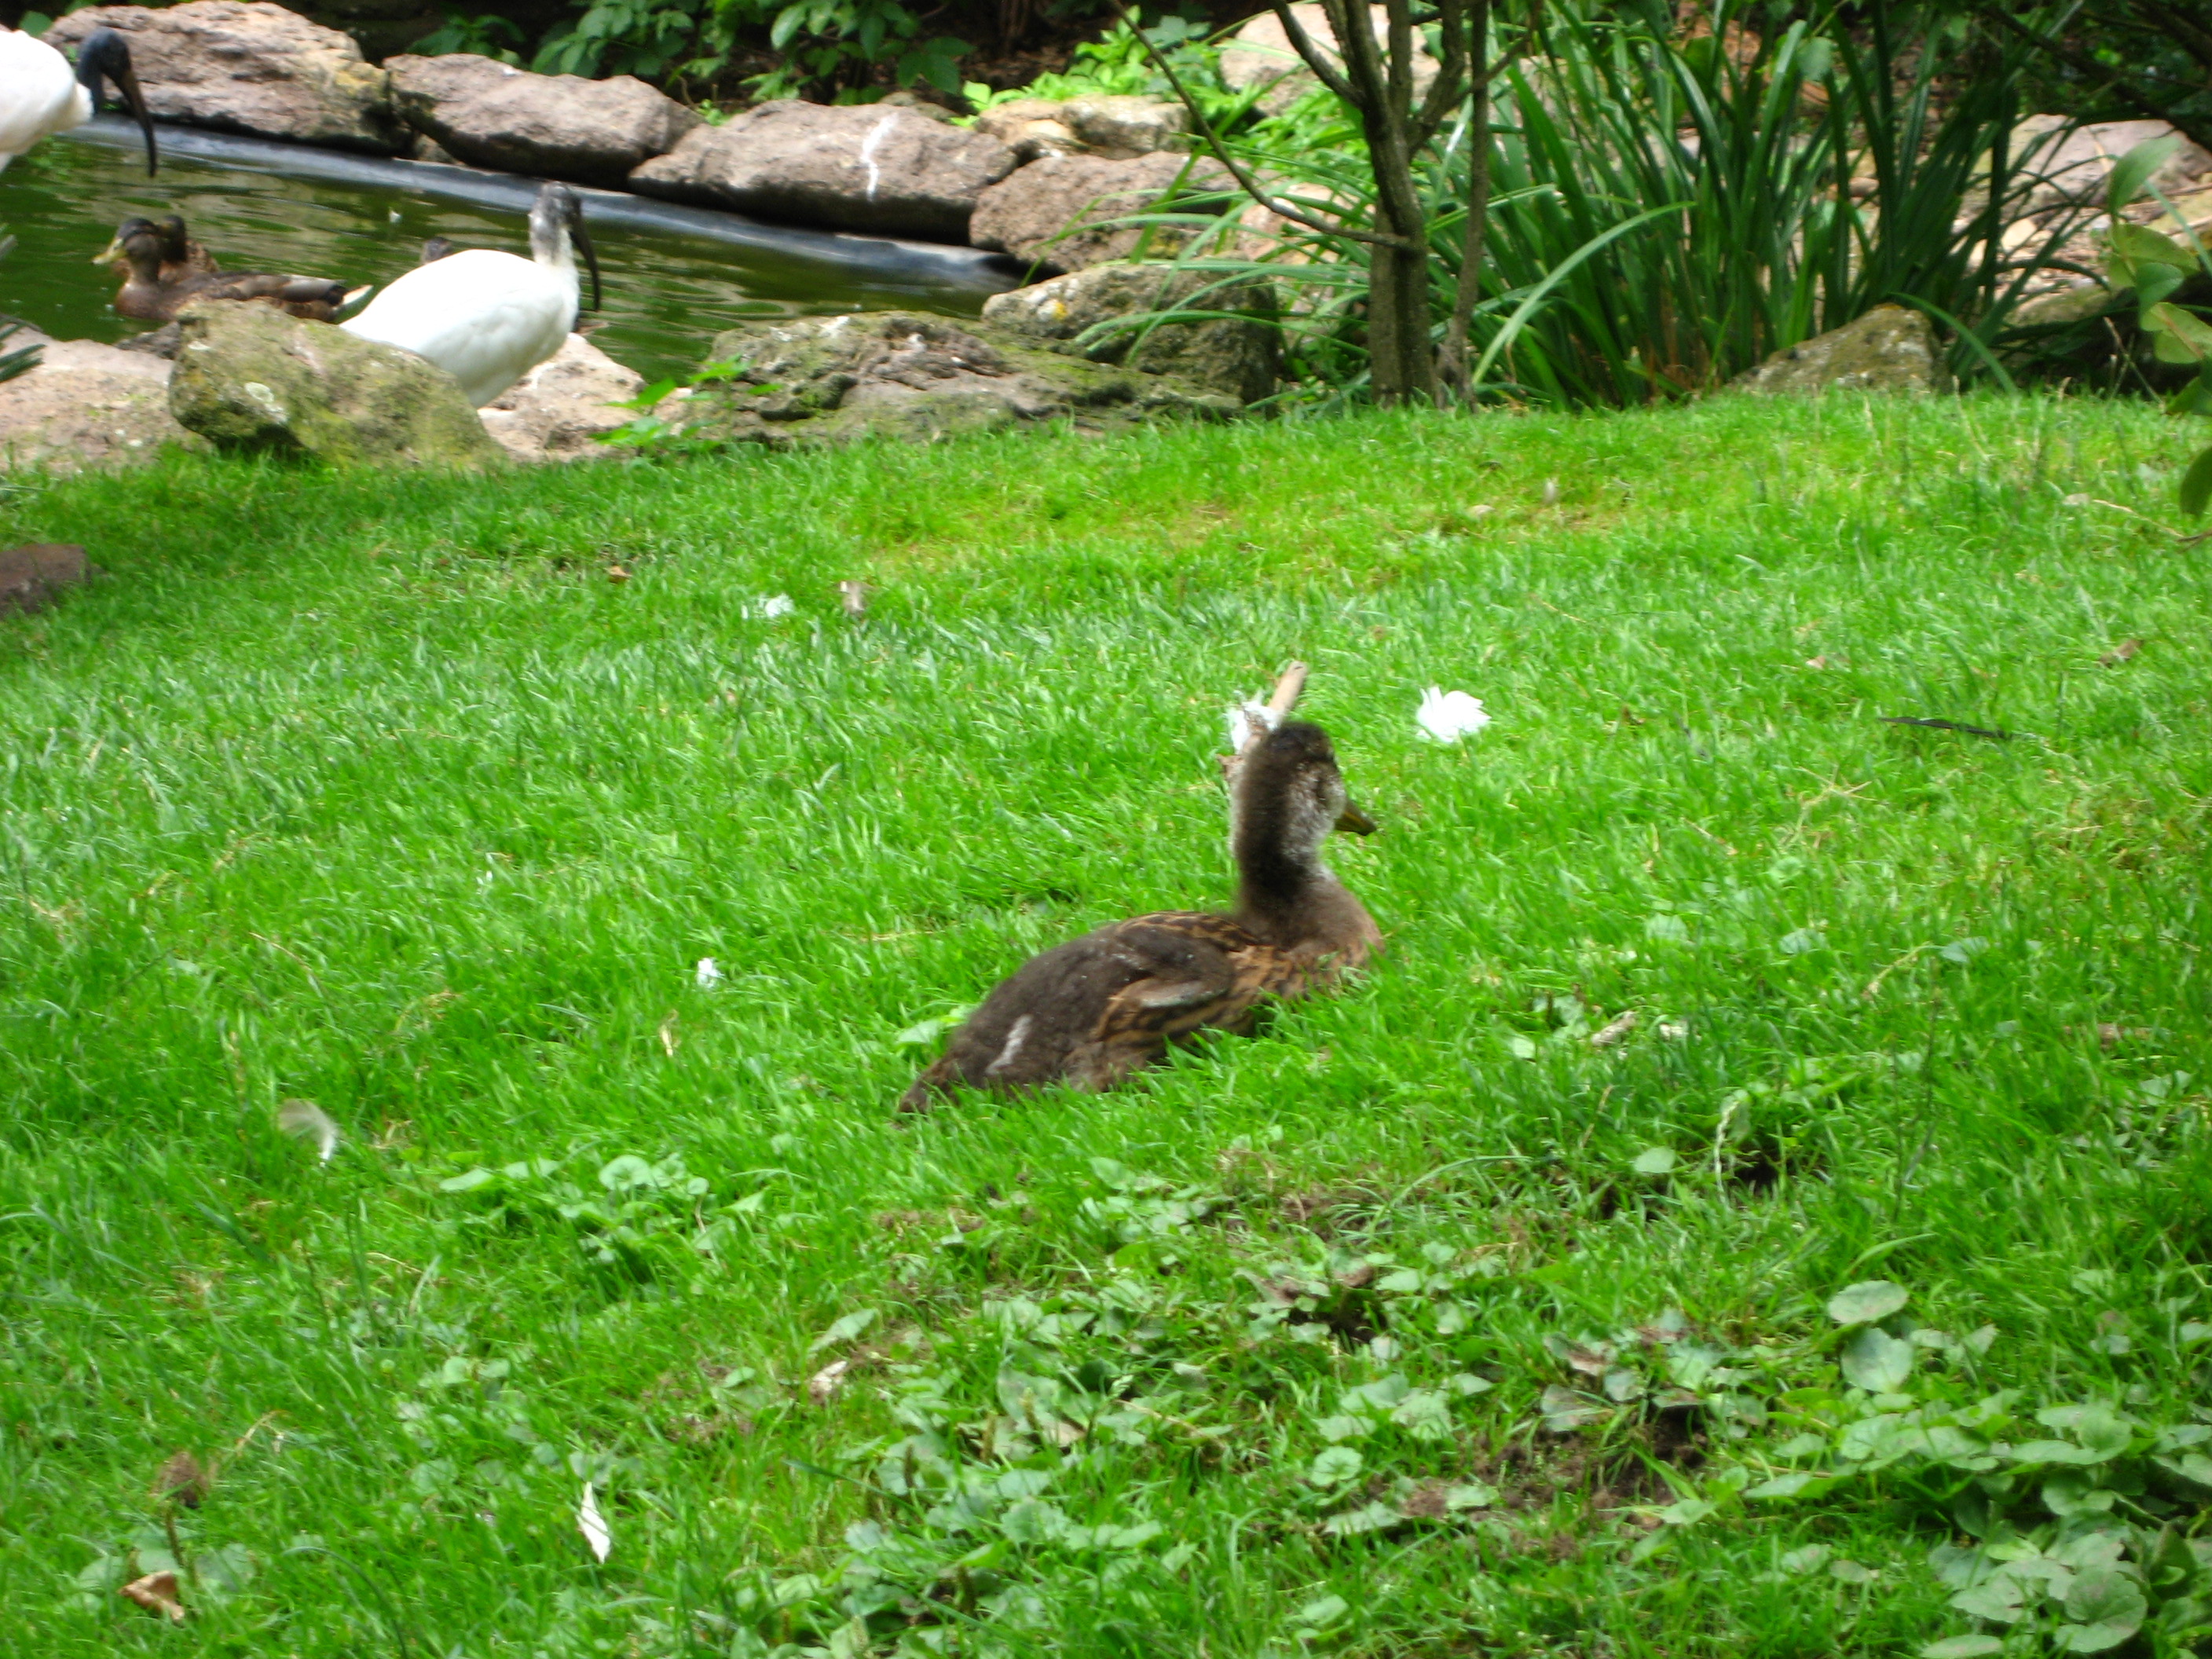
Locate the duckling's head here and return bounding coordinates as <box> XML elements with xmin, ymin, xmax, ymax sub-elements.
<box><xmin>1231</xmin><ymin>719</ymin><xmax>1373</xmax><ymax>899</ymax></box>
<box><xmin>95</xmin><ymin>218</ymin><xmax>163</xmax><ymax>280</ymax></box>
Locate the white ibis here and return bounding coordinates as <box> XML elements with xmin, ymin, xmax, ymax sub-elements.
<box><xmin>0</xmin><ymin>24</ymin><xmax>157</xmax><ymax>175</ymax></box>
<box><xmin>341</xmin><ymin>181</ymin><xmax>602</xmax><ymax>408</ymax></box>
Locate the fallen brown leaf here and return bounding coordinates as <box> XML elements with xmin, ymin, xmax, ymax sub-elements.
<box><xmin>2099</xmin><ymin>639</ymin><xmax>2142</xmax><ymax>667</ymax></box>
<box><xmin>119</xmin><ymin>1572</ymin><xmax>185</xmax><ymax>1621</ymax></box>
<box><xmin>606</xmin><ymin>565</ymin><xmax>631</xmax><ymax>584</ymax></box>
<box><xmin>808</xmin><ymin>1359</ymin><xmax>852</xmax><ymax>1405</ymax></box>
<box><xmin>1589</xmin><ymin>1009</ymin><xmax>1639</xmax><ymax>1049</ymax></box>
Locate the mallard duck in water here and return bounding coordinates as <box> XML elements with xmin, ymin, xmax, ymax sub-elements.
<box><xmin>97</xmin><ymin>217</ymin><xmax>356</xmax><ymax>323</ymax></box>
<box><xmin>900</xmin><ymin>718</ymin><xmax>1381</xmax><ymax>1111</ymax></box>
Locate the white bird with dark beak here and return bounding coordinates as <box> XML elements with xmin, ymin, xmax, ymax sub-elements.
<box><xmin>0</xmin><ymin>24</ymin><xmax>159</xmax><ymax>174</ymax></box>
<box><xmin>340</xmin><ymin>181</ymin><xmax>602</xmax><ymax>408</ymax></box>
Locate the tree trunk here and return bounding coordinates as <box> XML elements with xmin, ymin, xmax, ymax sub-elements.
<box><xmin>1324</xmin><ymin>0</ymin><xmax>1441</xmax><ymax>404</ymax></box>
<box><xmin>1366</xmin><ymin>232</ymin><xmax>1436</xmax><ymax>405</ymax></box>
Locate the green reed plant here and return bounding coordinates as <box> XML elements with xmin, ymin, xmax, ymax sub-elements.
<box><xmin>1128</xmin><ymin>0</ymin><xmax>2085</xmax><ymax>406</ymax></box>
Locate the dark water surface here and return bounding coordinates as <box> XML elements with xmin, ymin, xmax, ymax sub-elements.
<box><xmin>2</xmin><ymin>132</ymin><xmax>997</xmax><ymax>383</ymax></box>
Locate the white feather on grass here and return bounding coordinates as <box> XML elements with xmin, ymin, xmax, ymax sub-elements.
<box><xmin>694</xmin><ymin>958</ymin><xmax>721</xmax><ymax>990</ymax></box>
<box><xmin>276</xmin><ymin>1100</ymin><xmax>340</xmax><ymax>1163</ymax></box>
<box><xmin>578</xmin><ymin>1481</ymin><xmax>611</xmax><ymax>1562</ymax></box>
<box><xmin>1415</xmin><ymin>688</ymin><xmax>1492</xmax><ymax>743</ymax></box>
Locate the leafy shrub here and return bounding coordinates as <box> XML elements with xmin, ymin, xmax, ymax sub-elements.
<box><xmin>964</xmin><ymin>15</ymin><xmax>1247</xmax><ymax>128</ymax></box>
<box><xmin>526</xmin><ymin>0</ymin><xmax>971</xmax><ymax>97</ymax></box>
<box><xmin>2098</xmin><ymin>137</ymin><xmax>2212</xmax><ymax>517</ymax></box>
<box><xmin>408</xmin><ymin>9</ymin><xmax>524</xmax><ymax>64</ymax></box>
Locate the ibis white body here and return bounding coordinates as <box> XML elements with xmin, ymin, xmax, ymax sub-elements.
<box><xmin>343</xmin><ymin>248</ymin><xmax>576</xmax><ymax>406</ymax></box>
<box><xmin>341</xmin><ymin>182</ymin><xmax>599</xmax><ymax>408</ymax></box>
<box><xmin>0</xmin><ymin>27</ymin><xmax>93</xmax><ymax>170</ymax></box>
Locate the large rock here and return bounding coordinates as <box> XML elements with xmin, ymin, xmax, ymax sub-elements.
<box><xmin>46</xmin><ymin>2</ymin><xmax>405</xmax><ymax>154</ymax></box>
<box><xmin>971</xmin><ymin>153</ymin><xmax>1233</xmax><ymax>273</ymax></box>
<box><xmin>678</xmin><ymin>311</ymin><xmax>1238</xmax><ymax>448</ymax></box>
<box><xmin>168</xmin><ymin>302</ymin><xmax>504</xmax><ymax>467</ymax></box>
<box><xmin>384</xmin><ymin>53</ymin><xmax>698</xmax><ymax>187</ymax></box>
<box><xmin>1730</xmin><ymin>305</ymin><xmax>1952</xmax><ymax>397</ymax></box>
<box><xmin>981</xmin><ymin>262</ymin><xmax>1277</xmax><ymax>404</ymax></box>
<box><xmin>628</xmin><ymin>102</ymin><xmax>1016</xmax><ymax>243</ymax></box>
<box><xmin>1061</xmin><ymin>95</ymin><xmax>1188</xmax><ymax>157</ymax></box>
<box><xmin>974</xmin><ymin>98</ymin><xmax>1083</xmax><ymax>163</ymax></box>
<box><xmin>1220</xmin><ymin>3</ymin><xmax>1438</xmax><ymax>115</ymax></box>
<box><xmin>0</xmin><ymin>337</ymin><xmax>207</xmax><ymax>474</ymax></box>
<box><xmin>478</xmin><ymin>332</ymin><xmax>644</xmax><ymax>461</ymax></box>
<box><xmin>2014</xmin><ymin>116</ymin><xmax>2212</xmax><ymax>211</ymax></box>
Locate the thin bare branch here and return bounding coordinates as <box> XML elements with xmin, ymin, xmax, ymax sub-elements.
<box><xmin>1102</xmin><ymin>0</ymin><xmax>1420</xmax><ymax>251</ymax></box>
<box><xmin>1437</xmin><ymin>0</ymin><xmax>1493</xmax><ymax>399</ymax></box>
<box><xmin>1412</xmin><ymin>0</ymin><xmax>1474</xmax><ymax>148</ymax></box>
<box><xmin>1270</xmin><ymin>0</ymin><xmax>1361</xmax><ymax>105</ymax></box>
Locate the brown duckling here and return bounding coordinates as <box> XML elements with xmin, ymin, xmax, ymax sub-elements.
<box><xmin>900</xmin><ymin>718</ymin><xmax>1382</xmax><ymax>1111</ymax></box>
<box><xmin>97</xmin><ymin>218</ymin><xmax>356</xmax><ymax>324</ymax></box>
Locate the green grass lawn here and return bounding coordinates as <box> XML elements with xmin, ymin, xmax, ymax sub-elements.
<box><xmin>2</xmin><ymin>394</ymin><xmax>2209</xmax><ymax>1658</ymax></box>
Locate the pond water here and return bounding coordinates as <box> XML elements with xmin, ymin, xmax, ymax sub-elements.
<box><xmin>2</xmin><ymin>128</ymin><xmax>1004</xmax><ymax>383</ymax></box>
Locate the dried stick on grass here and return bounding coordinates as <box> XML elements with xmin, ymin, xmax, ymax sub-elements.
<box><xmin>1262</xmin><ymin>661</ymin><xmax>1309</xmax><ymax>725</ymax></box>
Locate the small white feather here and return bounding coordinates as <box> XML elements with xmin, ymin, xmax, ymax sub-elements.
<box><xmin>1225</xmin><ymin>696</ymin><xmax>1277</xmax><ymax>753</ymax></box>
<box><xmin>577</xmin><ymin>1481</ymin><xmax>611</xmax><ymax>1562</ymax></box>
<box><xmin>276</xmin><ymin>1099</ymin><xmax>340</xmax><ymax>1163</ymax></box>
<box><xmin>694</xmin><ymin>957</ymin><xmax>721</xmax><ymax>990</ymax></box>
<box><xmin>1415</xmin><ymin>687</ymin><xmax>1492</xmax><ymax>743</ymax></box>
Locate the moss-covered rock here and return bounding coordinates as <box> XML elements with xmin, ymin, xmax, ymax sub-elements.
<box><xmin>1730</xmin><ymin>305</ymin><xmax>1952</xmax><ymax>397</ymax></box>
<box><xmin>168</xmin><ymin>302</ymin><xmax>506</xmax><ymax>469</ymax></box>
<box><xmin>980</xmin><ymin>262</ymin><xmax>1279</xmax><ymax>405</ymax></box>
<box><xmin>680</xmin><ymin>311</ymin><xmax>1241</xmax><ymax>449</ymax></box>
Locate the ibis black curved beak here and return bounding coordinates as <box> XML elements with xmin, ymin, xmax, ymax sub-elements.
<box><xmin>78</xmin><ymin>29</ymin><xmax>158</xmax><ymax>176</ymax></box>
<box><xmin>568</xmin><ymin>195</ymin><xmax>601</xmax><ymax>313</ymax></box>
<box><xmin>1335</xmin><ymin>803</ymin><xmax>1377</xmax><ymax>836</ymax></box>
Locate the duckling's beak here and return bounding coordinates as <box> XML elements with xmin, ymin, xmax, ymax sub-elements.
<box><xmin>1335</xmin><ymin>803</ymin><xmax>1377</xmax><ymax>836</ymax></box>
<box><xmin>94</xmin><ymin>236</ymin><xmax>125</xmax><ymax>265</ymax></box>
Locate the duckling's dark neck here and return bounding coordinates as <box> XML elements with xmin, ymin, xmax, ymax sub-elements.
<box><xmin>1230</xmin><ymin>804</ymin><xmax>1356</xmax><ymax>949</ymax></box>
<box><xmin>1233</xmin><ymin>823</ymin><xmax>1317</xmax><ymax>911</ymax></box>
<box><xmin>1232</xmin><ymin>846</ymin><xmax>1378</xmax><ymax>965</ymax></box>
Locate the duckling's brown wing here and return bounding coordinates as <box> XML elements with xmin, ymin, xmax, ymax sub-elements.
<box><xmin>899</xmin><ymin>914</ymin><xmax>1251</xmax><ymax>1111</ymax></box>
<box><xmin>1124</xmin><ymin>910</ymin><xmax>1327</xmax><ymax>1000</ymax></box>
